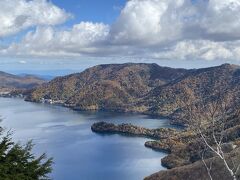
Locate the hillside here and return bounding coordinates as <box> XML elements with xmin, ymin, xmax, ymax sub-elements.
<box><xmin>0</xmin><ymin>71</ymin><xmax>46</xmax><ymax>93</ymax></box>
<box><xmin>26</xmin><ymin>63</ymin><xmax>240</xmax><ymax>126</ymax></box>
<box><xmin>145</xmin><ymin>146</ymin><xmax>240</xmax><ymax>180</ymax></box>
<box><xmin>25</xmin><ymin>63</ymin><xmax>188</xmax><ymax>111</ymax></box>
<box><xmin>144</xmin><ymin>63</ymin><xmax>240</xmax><ymax>125</ymax></box>
<box><xmin>25</xmin><ymin>63</ymin><xmax>240</xmax><ymax>179</ymax></box>
<box><xmin>91</xmin><ymin>121</ymin><xmax>240</xmax><ymax>180</ymax></box>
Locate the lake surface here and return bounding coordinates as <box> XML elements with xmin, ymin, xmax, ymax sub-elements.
<box><xmin>0</xmin><ymin>97</ymin><xmax>171</xmax><ymax>180</ymax></box>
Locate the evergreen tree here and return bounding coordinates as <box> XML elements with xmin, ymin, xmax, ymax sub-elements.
<box><xmin>0</xmin><ymin>129</ymin><xmax>53</xmax><ymax>180</ymax></box>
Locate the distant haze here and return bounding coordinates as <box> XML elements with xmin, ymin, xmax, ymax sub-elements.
<box><xmin>0</xmin><ymin>57</ymin><xmax>231</xmax><ymax>77</ymax></box>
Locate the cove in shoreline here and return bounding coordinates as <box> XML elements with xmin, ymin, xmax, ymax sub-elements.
<box><xmin>0</xmin><ymin>97</ymin><xmax>175</xmax><ymax>180</ymax></box>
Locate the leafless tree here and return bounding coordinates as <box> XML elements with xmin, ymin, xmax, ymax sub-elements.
<box><xmin>176</xmin><ymin>87</ymin><xmax>240</xmax><ymax>180</ymax></box>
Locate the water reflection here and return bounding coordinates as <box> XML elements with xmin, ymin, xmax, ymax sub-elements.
<box><xmin>0</xmin><ymin>97</ymin><xmax>170</xmax><ymax>180</ymax></box>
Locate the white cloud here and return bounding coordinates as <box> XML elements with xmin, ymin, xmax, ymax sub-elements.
<box><xmin>197</xmin><ymin>0</ymin><xmax>240</xmax><ymax>41</ymax></box>
<box><xmin>151</xmin><ymin>40</ymin><xmax>238</xmax><ymax>61</ymax></box>
<box><xmin>109</xmin><ymin>0</ymin><xmax>184</xmax><ymax>45</ymax></box>
<box><xmin>3</xmin><ymin>22</ymin><xmax>110</xmax><ymax>57</ymax></box>
<box><xmin>109</xmin><ymin>0</ymin><xmax>240</xmax><ymax>45</ymax></box>
<box><xmin>0</xmin><ymin>0</ymin><xmax>70</xmax><ymax>37</ymax></box>
<box><xmin>2</xmin><ymin>0</ymin><xmax>240</xmax><ymax>62</ymax></box>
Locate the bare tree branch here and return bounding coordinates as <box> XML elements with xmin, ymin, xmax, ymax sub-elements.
<box><xmin>178</xmin><ymin>88</ymin><xmax>240</xmax><ymax>180</ymax></box>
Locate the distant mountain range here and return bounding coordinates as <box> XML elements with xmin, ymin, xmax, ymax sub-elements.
<box><xmin>0</xmin><ymin>71</ymin><xmax>46</xmax><ymax>93</ymax></box>
<box><xmin>17</xmin><ymin>74</ymin><xmax>55</xmax><ymax>81</ymax></box>
<box><xmin>25</xmin><ymin>63</ymin><xmax>240</xmax><ymax>126</ymax></box>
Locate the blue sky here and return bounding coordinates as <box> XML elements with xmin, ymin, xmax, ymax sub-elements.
<box><xmin>51</xmin><ymin>0</ymin><xmax>126</xmax><ymax>25</ymax></box>
<box><xmin>1</xmin><ymin>0</ymin><xmax>240</xmax><ymax>75</ymax></box>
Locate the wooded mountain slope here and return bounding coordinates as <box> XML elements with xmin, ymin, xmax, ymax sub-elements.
<box><xmin>0</xmin><ymin>71</ymin><xmax>46</xmax><ymax>92</ymax></box>
<box><xmin>26</xmin><ymin>63</ymin><xmax>188</xmax><ymax>111</ymax></box>
<box><xmin>26</xmin><ymin>63</ymin><xmax>240</xmax><ymax>126</ymax></box>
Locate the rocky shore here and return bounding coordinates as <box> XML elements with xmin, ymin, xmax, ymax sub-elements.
<box><xmin>91</xmin><ymin>121</ymin><xmax>240</xmax><ymax>180</ymax></box>
<box><xmin>91</xmin><ymin>122</ymin><xmax>186</xmax><ymax>168</ymax></box>
<box><xmin>91</xmin><ymin>122</ymin><xmax>178</xmax><ymax>140</ymax></box>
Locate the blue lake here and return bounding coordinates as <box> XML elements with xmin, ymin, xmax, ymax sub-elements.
<box><xmin>0</xmin><ymin>97</ymin><xmax>170</xmax><ymax>180</ymax></box>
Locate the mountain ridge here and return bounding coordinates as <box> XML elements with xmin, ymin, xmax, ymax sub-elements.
<box><xmin>26</xmin><ymin>63</ymin><xmax>188</xmax><ymax>111</ymax></box>
<box><xmin>0</xmin><ymin>71</ymin><xmax>46</xmax><ymax>93</ymax></box>
<box><xmin>21</xmin><ymin>63</ymin><xmax>240</xmax><ymax>180</ymax></box>
<box><xmin>25</xmin><ymin>63</ymin><xmax>240</xmax><ymax>125</ymax></box>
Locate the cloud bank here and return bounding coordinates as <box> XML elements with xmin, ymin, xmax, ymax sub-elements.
<box><xmin>1</xmin><ymin>0</ymin><xmax>240</xmax><ymax>62</ymax></box>
<box><xmin>0</xmin><ymin>0</ymin><xmax>70</xmax><ymax>38</ymax></box>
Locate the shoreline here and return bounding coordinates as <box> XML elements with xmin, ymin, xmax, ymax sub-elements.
<box><xmin>3</xmin><ymin>97</ymin><xmax>240</xmax><ymax>180</ymax></box>
<box><xmin>1</xmin><ymin>96</ymin><xmax>179</xmax><ymax>174</ymax></box>
<box><xmin>91</xmin><ymin>121</ymin><xmax>181</xmax><ymax>170</ymax></box>
<box><xmin>24</xmin><ymin>96</ymin><xmax>187</xmax><ymax>128</ymax></box>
